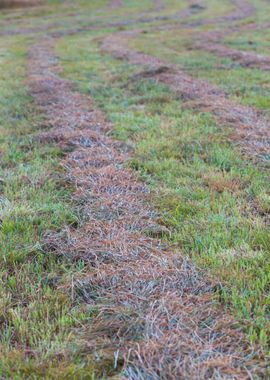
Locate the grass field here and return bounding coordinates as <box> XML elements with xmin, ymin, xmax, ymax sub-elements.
<box><xmin>0</xmin><ymin>0</ymin><xmax>269</xmax><ymax>378</ymax></box>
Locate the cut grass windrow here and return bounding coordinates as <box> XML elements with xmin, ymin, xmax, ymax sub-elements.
<box><xmin>0</xmin><ymin>0</ymin><xmax>270</xmax><ymax>377</ymax></box>
<box><xmin>0</xmin><ymin>0</ymin><xmax>250</xmax><ymax>38</ymax></box>
<box><xmin>131</xmin><ymin>22</ymin><xmax>270</xmax><ymax>113</ymax></box>
<box><xmin>0</xmin><ymin>36</ymin><xmax>103</xmax><ymax>378</ymax></box>
<box><xmin>101</xmin><ymin>30</ymin><xmax>270</xmax><ymax>164</ymax></box>
<box><xmin>26</xmin><ymin>35</ymin><xmax>268</xmax><ymax>378</ymax></box>
<box><xmin>56</xmin><ymin>28</ymin><xmax>270</xmax><ymax>363</ymax></box>
<box><xmin>193</xmin><ymin>33</ymin><xmax>270</xmax><ymax>71</ymax></box>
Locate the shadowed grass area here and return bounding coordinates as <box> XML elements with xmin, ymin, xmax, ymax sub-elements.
<box><xmin>57</xmin><ymin>32</ymin><xmax>270</xmax><ymax>355</ymax></box>
<box><xmin>0</xmin><ymin>35</ymin><xmax>120</xmax><ymax>379</ymax></box>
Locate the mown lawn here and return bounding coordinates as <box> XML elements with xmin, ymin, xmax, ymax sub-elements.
<box><xmin>0</xmin><ymin>35</ymin><xmax>101</xmax><ymax>379</ymax></box>
<box><xmin>57</xmin><ymin>31</ymin><xmax>270</xmax><ymax>354</ymax></box>
<box><xmin>129</xmin><ymin>28</ymin><xmax>270</xmax><ymax>114</ymax></box>
<box><xmin>0</xmin><ymin>0</ymin><xmax>269</xmax><ymax>376</ymax></box>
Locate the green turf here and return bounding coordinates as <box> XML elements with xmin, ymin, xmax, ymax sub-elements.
<box><xmin>129</xmin><ymin>28</ymin><xmax>270</xmax><ymax>113</ymax></box>
<box><xmin>0</xmin><ymin>35</ymin><xmax>110</xmax><ymax>379</ymax></box>
<box><xmin>0</xmin><ymin>0</ymin><xmax>270</xmax><ymax>375</ymax></box>
<box><xmin>57</xmin><ymin>32</ymin><xmax>270</xmax><ymax>354</ymax></box>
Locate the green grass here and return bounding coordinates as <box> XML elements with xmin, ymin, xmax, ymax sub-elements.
<box><xmin>0</xmin><ymin>0</ymin><xmax>108</xmax><ymax>20</ymax></box>
<box><xmin>129</xmin><ymin>28</ymin><xmax>270</xmax><ymax>113</ymax></box>
<box><xmin>247</xmin><ymin>0</ymin><xmax>270</xmax><ymax>23</ymax></box>
<box><xmin>188</xmin><ymin>0</ymin><xmax>234</xmax><ymax>22</ymax></box>
<box><xmin>225</xmin><ymin>28</ymin><xmax>270</xmax><ymax>56</ymax></box>
<box><xmin>57</xmin><ymin>32</ymin><xmax>270</xmax><ymax>354</ymax></box>
<box><xmin>1</xmin><ymin>0</ymin><xmax>270</xmax><ymax>376</ymax></box>
<box><xmin>0</xmin><ymin>0</ymin><xmax>154</xmax><ymax>28</ymax></box>
<box><xmin>0</xmin><ymin>35</ymin><xmax>116</xmax><ymax>379</ymax></box>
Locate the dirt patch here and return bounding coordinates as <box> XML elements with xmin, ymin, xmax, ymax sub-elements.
<box><xmin>102</xmin><ymin>31</ymin><xmax>270</xmax><ymax>164</ymax></box>
<box><xmin>27</xmin><ymin>37</ymin><xmax>265</xmax><ymax>378</ymax></box>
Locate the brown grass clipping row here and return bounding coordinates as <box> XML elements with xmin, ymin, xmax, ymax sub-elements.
<box><xmin>27</xmin><ymin>37</ymin><xmax>266</xmax><ymax>379</ymax></box>
<box><xmin>101</xmin><ymin>27</ymin><xmax>270</xmax><ymax>165</ymax></box>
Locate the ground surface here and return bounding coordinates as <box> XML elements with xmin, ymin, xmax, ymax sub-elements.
<box><xmin>0</xmin><ymin>0</ymin><xmax>269</xmax><ymax>378</ymax></box>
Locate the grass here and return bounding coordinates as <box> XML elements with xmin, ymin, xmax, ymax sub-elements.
<box><xmin>0</xmin><ymin>0</ymin><xmax>270</xmax><ymax>376</ymax></box>
<box><xmin>0</xmin><ymin>0</ymin><xmax>235</xmax><ymax>35</ymax></box>
<box><xmin>0</xmin><ymin>35</ymin><xmax>119</xmax><ymax>379</ymax></box>
<box><xmin>225</xmin><ymin>28</ymin><xmax>270</xmax><ymax>56</ymax></box>
<box><xmin>0</xmin><ymin>0</ymin><xmax>155</xmax><ymax>29</ymax></box>
<box><xmin>57</xmin><ymin>32</ymin><xmax>270</xmax><ymax>356</ymax></box>
<box><xmin>188</xmin><ymin>0</ymin><xmax>234</xmax><ymax>22</ymax></box>
<box><xmin>247</xmin><ymin>0</ymin><xmax>270</xmax><ymax>23</ymax></box>
<box><xmin>129</xmin><ymin>28</ymin><xmax>270</xmax><ymax>113</ymax></box>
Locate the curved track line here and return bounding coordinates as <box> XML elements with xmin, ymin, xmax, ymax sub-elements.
<box><xmin>194</xmin><ymin>39</ymin><xmax>270</xmax><ymax>70</ymax></box>
<box><xmin>47</xmin><ymin>0</ymin><xmax>253</xmax><ymax>39</ymax></box>
<box><xmin>47</xmin><ymin>2</ymin><xmax>208</xmax><ymax>38</ymax></box>
<box><xmin>189</xmin><ymin>0</ymin><xmax>255</xmax><ymax>26</ymax></box>
<box><xmin>189</xmin><ymin>25</ymin><xmax>270</xmax><ymax>70</ymax></box>
<box><xmin>0</xmin><ymin>0</ymin><xmax>251</xmax><ymax>38</ymax></box>
<box><xmin>102</xmin><ymin>31</ymin><xmax>270</xmax><ymax>163</ymax></box>
<box><xmin>0</xmin><ymin>0</ymin><xmax>208</xmax><ymax>37</ymax></box>
<box><xmin>27</xmin><ymin>37</ymin><xmax>263</xmax><ymax>379</ymax></box>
